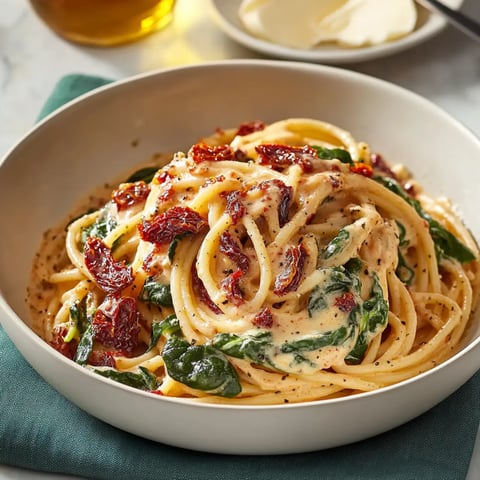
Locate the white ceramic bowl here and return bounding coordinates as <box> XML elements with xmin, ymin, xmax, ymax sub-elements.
<box><xmin>1</xmin><ymin>60</ymin><xmax>479</xmax><ymax>455</ymax></box>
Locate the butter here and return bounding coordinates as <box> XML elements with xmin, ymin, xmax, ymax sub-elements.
<box><xmin>238</xmin><ymin>0</ymin><xmax>418</xmax><ymax>49</ymax></box>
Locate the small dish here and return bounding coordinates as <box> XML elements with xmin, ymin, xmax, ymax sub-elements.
<box><xmin>209</xmin><ymin>0</ymin><xmax>464</xmax><ymax>64</ymax></box>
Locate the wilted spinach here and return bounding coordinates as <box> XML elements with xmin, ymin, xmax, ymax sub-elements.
<box><xmin>95</xmin><ymin>366</ymin><xmax>159</xmax><ymax>390</ymax></box>
<box><xmin>376</xmin><ymin>176</ymin><xmax>475</xmax><ymax>263</ymax></box>
<box><xmin>140</xmin><ymin>277</ymin><xmax>173</xmax><ymax>307</ymax></box>
<box><xmin>162</xmin><ymin>336</ymin><xmax>241</xmax><ymax>397</ymax></box>
<box><xmin>126</xmin><ymin>166</ymin><xmax>158</xmax><ymax>183</ymax></box>
<box><xmin>148</xmin><ymin>314</ymin><xmax>180</xmax><ymax>351</ymax></box>
<box><xmin>212</xmin><ymin>330</ymin><xmax>276</xmax><ymax>369</ymax></box>
<box><xmin>312</xmin><ymin>145</ymin><xmax>353</xmax><ymax>164</ymax></box>
<box><xmin>80</xmin><ymin>209</ymin><xmax>117</xmax><ymax>245</ymax></box>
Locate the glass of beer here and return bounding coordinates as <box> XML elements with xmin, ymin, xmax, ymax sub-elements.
<box><xmin>29</xmin><ymin>0</ymin><xmax>177</xmax><ymax>47</ymax></box>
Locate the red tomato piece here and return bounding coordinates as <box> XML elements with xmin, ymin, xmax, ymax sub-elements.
<box><xmin>92</xmin><ymin>295</ymin><xmax>141</xmax><ymax>355</ymax></box>
<box><xmin>112</xmin><ymin>181</ymin><xmax>150</xmax><ymax>211</ymax></box>
<box><xmin>274</xmin><ymin>244</ymin><xmax>307</xmax><ymax>296</ymax></box>
<box><xmin>84</xmin><ymin>237</ymin><xmax>134</xmax><ymax>294</ymax></box>
<box><xmin>138</xmin><ymin>206</ymin><xmax>208</xmax><ymax>246</ymax></box>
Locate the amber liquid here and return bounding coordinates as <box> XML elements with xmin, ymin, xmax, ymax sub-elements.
<box><xmin>30</xmin><ymin>0</ymin><xmax>176</xmax><ymax>46</ymax></box>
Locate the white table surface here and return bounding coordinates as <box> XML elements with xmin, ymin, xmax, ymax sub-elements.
<box><xmin>0</xmin><ymin>0</ymin><xmax>479</xmax><ymax>478</ymax></box>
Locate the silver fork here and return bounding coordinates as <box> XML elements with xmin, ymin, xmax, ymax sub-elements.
<box><xmin>415</xmin><ymin>0</ymin><xmax>480</xmax><ymax>42</ymax></box>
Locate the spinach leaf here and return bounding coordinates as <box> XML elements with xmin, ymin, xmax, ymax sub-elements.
<box><xmin>322</xmin><ymin>228</ymin><xmax>350</xmax><ymax>260</ymax></box>
<box><xmin>167</xmin><ymin>234</ymin><xmax>188</xmax><ymax>261</ymax></box>
<box><xmin>126</xmin><ymin>166</ymin><xmax>158</xmax><ymax>183</ymax></box>
<box><xmin>95</xmin><ymin>366</ymin><xmax>159</xmax><ymax>390</ymax></box>
<box><xmin>212</xmin><ymin>330</ymin><xmax>275</xmax><ymax>369</ymax></box>
<box><xmin>428</xmin><ymin>217</ymin><xmax>476</xmax><ymax>263</ymax></box>
<box><xmin>376</xmin><ymin>176</ymin><xmax>475</xmax><ymax>263</ymax></box>
<box><xmin>69</xmin><ymin>300</ymin><xmax>90</xmax><ymax>335</ymax></box>
<box><xmin>64</xmin><ymin>300</ymin><xmax>87</xmax><ymax>343</ymax></box>
<box><xmin>149</xmin><ymin>314</ymin><xmax>180</xmax><ymax>351</ymax></box>
<box><xmin>308</xmin><ymin>266</ymin><xmax>361</xmax><ymax>317</ymax></box>
<box><xmin>81</xmin><ymin>209</ymin><xmax>117</xmax><ymax>245</ymax></box>
<box><xmin>312</xmin><ymin>145</ymin><xmax>353</xmax><ymax>164</ymax></box>
<box><xmin>303</xmin><ymin>262</ymin><xmax>387</xmax><ymax>364</ymax></box>
<box><xmin>75</xmin><ymin>324</ymin><xmax>94</xmax><ymax>365</ymax></box>
<box><xmin>140</xmin><ymin>277</ymin><xmax>173</xmax><ymax>307</ymax></box>
<box><xmin>345</xmin><ymin>273</ymin><xmax>388</xmax><ymax>364</ymax></box>
<box><xmin>162</xmin><ymin>336</ymin><xmax>241</xmax><ymax>397</ymax></box>
<box><xmin>280</xmin><ymin>325</ymin><xmax>351</xmax><ymax>353</ymax></box>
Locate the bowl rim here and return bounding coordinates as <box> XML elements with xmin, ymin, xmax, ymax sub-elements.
<box><xmin>1</xmin><ymin>58</ymin><xmax>479</xmax><ymax>411</ymax></box>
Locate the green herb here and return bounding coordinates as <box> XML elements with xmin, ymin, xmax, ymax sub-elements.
<box><xmin>302</xmin><ymin>263</ymin><xmax>387</xmax><ymax>364</ymax></box>
<box><xmin>168</xmin><ymin>234</ymin><xmax>188</xmax><ymax>261</ymax></box>
<box><xmin>212</xmin><ymin>330</ymin><xmax>275</xmax><ymax>369</ymax></box>
<box><xmin>81</xmin><ymin>209</ymin><xmax>117</xmax><ymax>245</ymax></box>
<box><xmin>69</xmin><ymin>300</ymin><xmax>90</xmax><ymax>335</ymax></box>
<box><xmin>312</xmin><ymin>145</ymin><xmax>353</xmax><ymax>164</ymax></box>
<box><xmin>307</xmin><ymin>266</ymin><xmax>361</xmax><ymax>317</ymax></box>
<box><xmin>75</xmin><ymin>324</ymin><xmax>94</xmax><ymax>366</ymax></box>
<box><xmin>140</xmin><ymin>278</ymin><xmax>173</xmax><ymax>307</ymax></box>
<box><xmin>345</xmin><ymin>273</ymin><xmax>388</xmax><ymax>364</ymax></box>
<box><xmin>322</xmin><ymin>228</ymin><xmax>350</xmax><ymax>260</ymax></box>
<box><xmin>162</xmin><ymin>336</ymin><xmax>241</xmax><ymax>397</ymax></box>
<box><xmin>95</xmin><ymin>366</ymin><xmax>159</xmax><ymax>390</ymax></box>
<box><xmin>149</xmin><ymin>314</ymin><xmax>180</xmax><ymax>351</ymax></box>
<box><xmin>281</xmin><ymin>325</ymin><xmax>351</xmax><ymax>353</ymax></box>
<box><xmin>376</xmin><ymin>176</ymin><xmax>475</xmax><ymax>263</ymax></box>
<box><xmin>126</xmin><ymin>166</ymin><xmax>158</xmax><ymax>183</ymax></box>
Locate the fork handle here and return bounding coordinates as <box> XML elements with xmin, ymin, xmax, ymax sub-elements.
<box><xmin>417</xmin><ymin>0</ymin><xmax>480</xmax><ymax>42</ymax></box>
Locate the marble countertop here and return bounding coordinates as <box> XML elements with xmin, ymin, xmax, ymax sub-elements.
<box><xmin>1</xmin><ymin>0</ymin><xmax>479</xmax><ymax>478</ymax></box>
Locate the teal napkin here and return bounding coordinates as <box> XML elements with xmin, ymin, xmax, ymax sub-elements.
<box><xmin>1</xmin><ymin>74</ymin><xmax>479</xmax><ymax>480</ymax></box>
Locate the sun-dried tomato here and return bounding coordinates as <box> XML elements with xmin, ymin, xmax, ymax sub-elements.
<box><xmin>88</xmin><ymin>350</ymin><xmax>116</xmax><ymax>367</ymax></box>
<box><xmin>370</xmin><ymin>153</ymin><xmax>397</xmax><ymax>179</ymax></box>
<box><xmin>235</xmin><ymin>120</ymin><xmax>266</xmax><ymax>137</ymax></box>
<box><xmin>221</xmin><ymin>269</ymin><xmax>244</xmax><ymax>306</ymax></box>
<box><xmin>153</xmin><ymin>171</ymin><xmax>174</xmax><ymax>203</ymax></box>
<box><xmin>219</xmin><ymin>232</ymin><xmax>249</xmax><ymax>273</ymax></box>
<box><xmin>274</xmin><ymin>243</ymin><xmax>307</xmax><ymax>296</ymax></box>
<box><xmin>50</xmin><ymin>326</ymin><xmax>76</xmax><ymax>359</ymax></box>
<box><xmin>189</xmin><ymin>143</ymin><xmax>235</xmax><ymax>163</ymax></box>
<box><xmin>112</xmin><ymin>181</ymin><xmax>150</xmax><ymax>211</ymax></box>
<box><xmin>139</xmin><ymin>206</ymin><xmax>208</xmax><ymax>245</ymax></box>
<box><xmin>256</xmin><ymin>144</ymin><xmax>316</xmax><ymax>173</ymax></box>
<box><xmin>334</xmin><ymin>292</ymin><xmax>357</xmax><ymax>313</ymax></box>
<box><xmin>92</xmin><ymin>295</ymin><xmax>141</xmax><ymax>355</ymax></box>
<box><xmin>350</xmin><ymin>163</ymin><xmax>373</xmax><ymax>178</ymax></box>
<box><xmin>259</xmin><ymin>179</ymin><xmax>293</xmax><ymax>227</ymax></box>
<box><xmin>252</xmin><ymin>307</ymin><xmax>274</xmax><ymax>328</ymax></box>
<box><xmin>142</xmin><ymin>246</ymin><xmax>164</xmax><ymax>276</ymax></box>
<box><xmin>220</xmin><ymin>190</ymin><xmax>246</xmax><ymax>225</ymax></box>
<box><xmin>191</xmin><ymin>264</ymin><xmax>223</xmax><ymax>314</ymax></box>
<box><xmin>84</xmin><ymin>237</ymin><xmax>134</xmax><ymax>294</ymax></box>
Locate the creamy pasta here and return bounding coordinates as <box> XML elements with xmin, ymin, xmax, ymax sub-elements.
<box><xmin>28</xmin><ymin>118</ymin><xmax>480</xmax><ymax>404</ymax></box>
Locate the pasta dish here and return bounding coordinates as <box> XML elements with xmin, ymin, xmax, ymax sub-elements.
<box><xmin>28</xmin><ymin>118</ymin><xmax>480</xmax><ymax>404</ymax></box>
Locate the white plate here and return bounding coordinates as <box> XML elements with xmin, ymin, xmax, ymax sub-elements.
<box><xmin>209</xmin><ymin>0</ymin><xmax>464</xmax><ymax>63</ymax></box>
